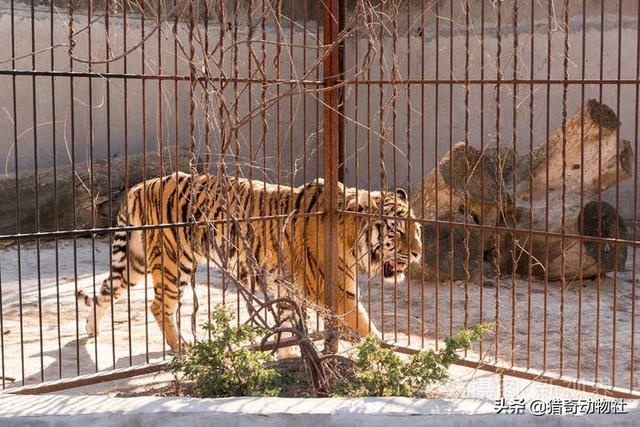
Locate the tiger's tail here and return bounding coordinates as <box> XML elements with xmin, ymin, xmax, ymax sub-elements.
<box><xmin>76</xmin><ymin>191</ymin><xmax>145</xmax><ymax>336</ymax></box>
<box><xmin>76</xmin><ymin>206</ymin><xmax>132</xmax><ymax>306</ymax></box>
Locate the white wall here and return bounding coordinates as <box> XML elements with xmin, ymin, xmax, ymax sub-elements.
<box><xmin>0</xmin><ymin>0</ymin><xmax>637</xmax><ymax>219</ymax></box>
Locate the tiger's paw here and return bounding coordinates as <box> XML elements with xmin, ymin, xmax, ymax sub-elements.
<box><xmin>85</xmin><ymin>304</ymin><xmax>109</xmax><ymax>338</ymax></box>
<box><xmin>350</xmin><ymin>325</ymin><xmax>382</xmax><ymax>343</ymax></box>
<box><xmin>359</xmin><ymin>324</ymin><xmax>382</xmax><ymax>341</ymax></box>
<box><xmin>362</xmin><ymin>326</ymin><xmax>398</xmax><ymax>348</ymax></box>
<box><xmin>168</xmin><ymin>337</ymin><xmax>193</xmax><ymax>353</ymax></box>
<box><xmin>85</xmin><ymin>313</ymin><xmax>99</xmax><ymax>337</ymax></box>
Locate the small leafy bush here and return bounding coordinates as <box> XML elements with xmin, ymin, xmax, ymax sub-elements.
<box><xmin>168</xmin><ymin>305</ymin><xmax>291</xmax><ymax>398</ymax></box>
<box><xmin>332</xmin><ymin>323</ymin><xmax>493</xmax><ymax>397</ymax></box>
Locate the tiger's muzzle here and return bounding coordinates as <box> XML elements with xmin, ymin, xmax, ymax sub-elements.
<box><xmin>382</xmin><ymin>249</ymin><xmax>420</xmax><ymax>279</ymax></box>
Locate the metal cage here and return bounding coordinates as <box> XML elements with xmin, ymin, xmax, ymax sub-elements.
<box><xmin>0</xmin><ymin>0</ymin><xmax>638</xmax><ymax>398</ymax></box>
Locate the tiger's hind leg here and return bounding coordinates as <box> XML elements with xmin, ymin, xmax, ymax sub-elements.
<box><xmin>77</xmin><ymin>230</ymin><xmax>146</xmax><ymax>337</ymax></box>
<box><xmin>149</xmin><ymin>255</ymin><xmax>194</xmax><ymax>351</ymax></box>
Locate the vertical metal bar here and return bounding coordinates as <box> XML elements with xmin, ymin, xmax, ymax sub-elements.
<box><xmin>245</xmin><ymin>0</ymin><xmax>254</xmax><ymax>329</ymax></box>
<box><xmin>0</xmin><ymin>0</ymin><xmax>14</xmax><ymax>367</ymax></box>
<box><xmin>302</xmin><ymin>0</ymin><xmax>309</xmax><ymax>329</ymax></box>
<box><xmin>463</xmin><ymin>0</ymin><xmax>470</xmax><ymax>341</ymax></box>
<box><xmin>49</xmin><ymin>0</ymin><xmax>61</xmax><ymax>380</ymax></box>
<box><xmin>142</xmin><ymin>0</ymin><xmax>152</xmax><ymax>360</ymax></box>
<box><xmin>315</xmin><ymin>0</ymin><xmax>321</xmax><ymax>332</ymax></box>
<box><xmin>29</xmin><ymin>0</ymin><xmax>44</xmax><ymax>381</ymax></box>
<box><xmin>559</xmin><ymin>0</ymin><xmax>570</xmax><ymax>377</ymax></box>
<box><xmin>612</xmin><ymin>0</ymin><xmax>623</xmax><ymax>388</ymax></box>
<box><xmin>230</xmin><ymin>0</ymin><xmax>237</xmax><ymax>329</ymax></box>
<box><xmin>219</xmin><ymin>0</ymin><xmax>232</xmax><ymax>327</ymax></box>
<box><xmin>275</xmin><ymin>0</ymin><xmax>282</xmax><ymax>306</ymax></box>
<box><xmin>526</xmin><ymin>0</ymin><xmax>535</xmax><ymax>370</ymax></box>
<box><xmin>10</xmin><ymin>0</ymin><xmax>25</xmax><ymax>385</ymax></box>
<box><xmin>406</xmin><ymin>0</ymin><xmax>413</xmax><ymax>347</ymax></box>
<box><xmin>187</xmin><ymin>0</ymin><xmax>198</xmax><ymax>346</ymax></box>
<box><xmin>494</xmin><ymin>0</ymin><xmax>503</xmax><ymax>364</ymax></box>
<box><xmin>322</xmin><ymin>0</ymin><xmax>342</xmax><ymax>353</ymax></box>
<box><xmin>419</xmin><ymin>0</ymin><xmax>425</xmax><ymax>349</ymax></box>
<box><xmin>391</xmin><ymin>0</ymin><xmax>399</xmax><ymax>344</ymax></box>
<box><xmin>378</xmin><ymin>4</ymin><xmax>386</xmax><ymax>342</ymax></box>
<box><xmin>353</xmin><ymin>0</ymin><xmax>360</xmax><ymax>335</ymax></box>
<box><xmin>478</xmin><ymin>0</ymin><xmax>485</xmax><ymax>359</ymax></box>
<box><xmin>337</xmin><ymin>4</ymin><xmax>345</xmax><ymax>185</ymax></box>
<box><xmin>631</xmin><ymin>0</ymin><xmax>640</xmax><ymax>392</ymax></box>
<box><xmin>256</xmin><ymin>8</ymin><xmax>267</xmax><ymax>318</ymax></box>
<box><xmin>543</xmin><ymin>0</ymin><xmax>551</xmax><ymax>372</ymax></box>
<box><xmin>87</xmin><ymin>0</ymin><xmax>99</xmax><ymax>373</ymax></box>
<box><xmin>510</xmin><ymin>0</ymin><xmax>519</xmax><ymax>368</ymax></box>
<box><xmin>434</xmin><ymin>0</ymin><xmax>440</xmax><ymax>351</ymax></box>
<box><xmin>289</xmin><ymin>0</ymin><xmax>296</xmax><ymax>319</ymax></box>
<box><xmin>595</xmin><ymin>0</ymin><xmax>605</xmax><ymax>383</ymax></box>
<box><xmin>577</xmin><ymin>0</ymin><xmax>586</xmax><ymax>382</ymax></box>
<box><xmin>448</xmin><ymin>0</ymin><xmax>454</xmax><ymax>340</ymax></box>
<box><xmin>123</xmin><ymin>0</ymin><xmax>133</xmax><ymax>366</ymax></box>
<box><xmin>226</xmin><ymin>0</ymin><xmax>234</xmax><ymax>332</ymax></box>
<box><xmin>220</xmin><ymin>1</ymin><xmax>229</xmax><ymax>312</ymax></box>
<box><xmin>339</xmin><ymin>0</ymin><xmax>347</xmax><ymax>342</ymax></box>
<box><xmin>67</xmin><ymin>0</ymin><xmax>80</xmax><ymax>378</ymax></box>
<box><xmin>366</xmin><ymin>1</ymin><xmax>372</xmax><ymax>337</ymax></box>
<box><xmin>260</xmin><ymin>0</ymin><xmax>267</xmax><ymax>327</ymax></box>
<box><xmin>104</xmin><ymin>0</ymin><xmax>115</xmax><ymax>370</ymax></box>
<box><xmin>173</xmin><ymin>0</ymin><xmax>182</xmax><ymax>354</ymax></box>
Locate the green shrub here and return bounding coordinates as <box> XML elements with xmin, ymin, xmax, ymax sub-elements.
<box><xmin>168</xmin><ymin>305</ymin><xmax>291</xmax><ymax>398</ymax></box>
<box><xmin>332</xmin><ymin>323</ymin><xmax>493</xmax><ymax>398</ymax></box>
<box><xmin>169</xmin><ymin>306</ymin><xmax>492</xmax><ymax>399</ymax></box>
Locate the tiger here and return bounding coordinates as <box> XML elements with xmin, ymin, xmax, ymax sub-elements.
<box><xmin>77</xmin><ymin>172</ymin><xmax>422</xmax><ymax>350</ymax></box>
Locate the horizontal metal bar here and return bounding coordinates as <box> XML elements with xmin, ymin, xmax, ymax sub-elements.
<box><xmin>3</xmin><ymin>361</ymin><xmax>168</xmax><ymax>395</ymax></box>
<box><xmin>0</xmin><ymin>212</ymin><xmax>323</xmax><ymax>241</ymax></box>
<box><xmin>386</xmin><ymin>343</ymin><xmax>640</xmax><ymax>400</ymax></box>
<box><xmin>0</xmin><ymin>69</ymin><xmax>323</xmax><ymax>85</ymax></box>
<box><xmin>3</xmin><ymin>70</ymin><xmax>637</xmax><ymax>86</ymax></box>
<box><xmin>343</xmin><ymin>78</ymin><xmax>640</xmax><ymax>85</ymax></box>
<box><xmin>341</xmin><ymin>210</ymin><xmax>640</xmax><ymax>248</ymax></box>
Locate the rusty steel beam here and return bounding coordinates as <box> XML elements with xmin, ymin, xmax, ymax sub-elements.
<box><xmin>4</xmin><ymin>362</ymin><xmax>169</xmax><ymax>396</ymax></box>
<box><xmin>321</xmin><ymin>0</ymin><xmax>343</xmax><ymax>354</ymax></box>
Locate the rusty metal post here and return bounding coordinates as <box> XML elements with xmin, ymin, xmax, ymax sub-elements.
<box><xmin>322</xmin><ymin>0</ymin><xmax>343</xmax><ymax>354</ymax></box>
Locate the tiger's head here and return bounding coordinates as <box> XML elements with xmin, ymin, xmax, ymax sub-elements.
<box><xmin>347</xmin><ymin>188</ymin><xmax>422</xmax><ymax>283</ymax></box>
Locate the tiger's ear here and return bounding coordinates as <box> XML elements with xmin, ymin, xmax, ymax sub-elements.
<box><xmin>396</xmin><ymin>188</ymin><xmax>408</xmax><ymax>200</ymax></box>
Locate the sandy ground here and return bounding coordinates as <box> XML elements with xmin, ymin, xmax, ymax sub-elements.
<box><xmin>0</xmin><ymin>236</ymin><xmax>638</xmax><ymax>392</ymax></box>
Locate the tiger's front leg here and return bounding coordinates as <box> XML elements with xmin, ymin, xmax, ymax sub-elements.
<box><xmin>336</xmin><ymin>279</ymin><xmax>381</xmax><ymax>339</ymax></box>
